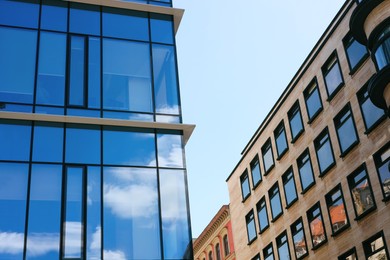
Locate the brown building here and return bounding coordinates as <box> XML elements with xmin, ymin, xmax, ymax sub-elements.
<box><xmin>226</xmin><ymin>1</ymin><xmax>390</xmax><ymax>259</ymax></box>
<box><xmin>193</xmin><ymin>205</ymin><xmax>236</xmax><ymax>260</ymax></box>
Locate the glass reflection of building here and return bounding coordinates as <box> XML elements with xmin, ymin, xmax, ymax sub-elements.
<box><xmin>0</xmin><ymin>0</ymin><xmax>194</xmax><ymax>260</ymax></box>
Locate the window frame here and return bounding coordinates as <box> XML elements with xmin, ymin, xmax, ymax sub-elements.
<box><xmin>240</xmin><ymin>170</ymin><xmax>251</xmax><ymax>202</ymax></box>
<box><xmin>321</xmin><ymin>51</ymin><xmax>345</xmax><ymax>100</ymax></box>
<box><xmin>342</xmin><ymin>32</ymin><xmax>369</xmax><ymax>74</ymax></box>
<box><xmin>291</xmin><ymin>217</ymin><xmax>308</xmax><ymax>260</ymax></box>
<box><xmin>287</xmin><ymin>100</ymin><xmax>305</xmax><ymax>143</ymax></box>
<box><xmin>325</xmin><ymin>184</ymin><xmax>350</xmax><ymax>236</ymax></box>
<box><xmin>362</xmin><ymin>231</ymin><xmax>390</xmax><ymax>260</ymax></box>
<box><xmin>269</xmin><ymin>182</ymin><xmax>283</xmax><ymax>222</ymax></box>
<box><xmin>373</xmin><ymin>141</ymin><xmax>390</xmax><ymax>201</ymax></box>
<box><xmin>208</xmin><ymin>251</ymin><xmax>213</xmax><ymax>260</ymax></box>
<box><xmin>304</xmin><ymin>78</ymin><xmax>323</xmax><ymax>124</ymax></box>
<box><xmin>297</xmin><ymin>148</ymin><xmax>316</xmax><ymax>194</ymax></box>
<box><xmin>276</xmin><ymin>231</ymin><xmax>291</xmax><ymax>260</ymax></box>
<box><xmin>256</xmin><ymin>196</ymin><xmax>270</xmax><ymax>234</ymax></box>
<box><xmin>246</xmin><ymin>210</ymin><xmax>257</xmax><ymax>245</ymax></box>
<box><xmin>215</xmin><ymin>243</ymin><xmax>221</xmax><ymax>260</ymax></box>
<box><xmin>261</xmin><ymin>138</ymin><xmax>275</xmax><ymax>175</ymax></box>
<box><xmin>338</xmin><ymin>247</ymin><xmax>358</xmax><ymax>260</ymax></box>
<box><xmin>314</xmin><ymin>127</ymin><xmax>336</xmax><ymax>177</ymax></box>
<box><xmin>251</xmin><ymin>253</ymin><xmax>261</xmax><ymax>260</ymax></box>
<box><xmin>274</xmin><ymin>120</ymin><xmax>289</xmax><ymax>160</ymax></box>
<box><xmin>282</xmin><ymin>166</ymin><xmax>298</xmax><ymax>209</ymax></box>
<box><xmin>306</xmin><ymin>202</ymin><xmax>327</xmax><ymax>250</ymax></box>
<box><xmin>250</xmin><ymin>155</ymin><xmax>262</xmax><ymax>189</ymax></box>
<box><xmin>223</xmin><ymin>234</ymin><xmax>230</xmax><ymax>256</ymax></box>
<box><xmin>263</xmin><ymin>242</ymin><xmax>274</xmax><ymax>260</ymax></box>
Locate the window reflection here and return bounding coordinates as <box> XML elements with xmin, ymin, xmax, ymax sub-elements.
<box><xmin>0</xmin><ymin>0</ymin><xmax>39</xmax><ymax>29</ymax></box>
<box><xmin>334</xmin><ymin>105</ymin><xmax>358</xmax><ymax>155</ymax></box>
<box><xmin>326</xmin><ymin>186</ymin><xmax>349</xmax><ymax>234</ymax></box>
<box><xmin>41</xmin><ymin>0</ymin><xmax>68</xmax><ymax>32</ymax></box>
<box><xmin>0</xmin><ymin>120</ymin><xmax>31</xmax><ymax>161</ymax></box>
<box><xmin>66</xmin><ymin>125</ymin><xmax>101</xmax><ymax>164</ymax></box>
<box><xmin>288</xmin><ymin>102</ymin><xmax>304</xmax><ymax>141</ymax></box>
<box><xmin>269</xmin><ymin>183</ymin><xmax>282</xmax><ymax>220</ymax></box>
<box><xmin>304</xmin><ymin>79</ymin><xmax>323</xmax><ymax>122</ymax></box>
<box><xmin>314</xmin><ymin>129</ymin><xmax>335</xmax><ymax>175</ymax></box>
<box><xmin>262</xmin><ymin>139</ymin><xmax>274</xmax><ymax>174</ymax></box>
<box><xmin>357</xmin><ymin>85</ymin><xmax>385</xmax><ymax>131</ymax></box>
<box><xmin>157</xmin><ymin>133</ymin><xmax>184</xmax><ymax>168</ymax></box>
<box><xmin>257</xmin><ymin>198</ymin><xmax>269</xmax><ymax>233</ymax></box>
<box><xmin>297</xmin><ymin>150</ymin><xmax>315</xmax><ymax>193</ymax></box>
<box><xmin>240</xmin><ymin>171</ymin><xmax>250</xmax><ymax>200</ymax></box>
<box><xmin>322</xmin><ymin>55</ymin><xmax>344</xmax><ymax>98</ymax></box>
<box><xmin>374</xmin><ymin>144</ymin><xmax>390</xmax><ymax>199</ymax></box>
<box><xmin>348</xmin><ymin>166</ymin><xmax>375</xmax><ymax>217</ymax></box>
<box><xmin>291</xmin><ymin>219</ymin><xmax>307</xmax><ymax>259</ymax></box>
<box><xmin>150</xmin><ymin>14</ymin><xmax>174</xmax><ymax>44</ymax></box>
<box><xmin>32</xmin><ymin>122</ymin><xmax>64</xmax><ymax>163</ymax></box>
<box><xmin>307</xmin><ymin>203</ymin><xmax>326</xmax><ymax>248</ymax></box>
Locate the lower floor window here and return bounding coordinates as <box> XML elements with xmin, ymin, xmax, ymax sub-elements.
<box><xmin>363</xmin><ymin>231</ymin><xmax>390</xmax><ymax>260</ymax></box>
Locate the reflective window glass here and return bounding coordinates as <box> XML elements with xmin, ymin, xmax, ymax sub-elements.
<box><xmin>223</xmin><ymin>235</ymin><xmax>230</xmax><ymax>256</ymax></box>
<box><xmin>240</xmin><ymin>170</ymin><xmax>250</xmax><ymax>201</ymax></box>
<box><xmin>276</xmin><ymin>232</ymin><xmax>291</xmax><ymax>260</ymax></box>
<box><xmin>322</xmin><ymin>54</ymin><xmax>344</xmax><ymax>99</ymax></box>
<box><xmin>297</xmin><ymin>149</ymin><xmax>315</xmax><ymax>193</ymax></box>
<box><xmin>32</xmin><ymin>122</ymin><xmax>64</xmax><ymax>163</ymax></box>
<box><xmin>70</xmin><ymin>3</ymin><xmax>100</xmax><ymax>35</ymax></box>
<box><xmin>338</xmin><ymin>248</ymin><xmax>358</xmax><ymax>260</ymax></box>
<box><xmin>215</xmin><ymin>244</ymin><xmax>221</xmax><ymax>260</ymax></box>
<box><xmin>103</xmin><ymin>127</ymin><xmax>156</xmax><ymax>166</ymax></box>
<box><xmin>65</xmin><ymin>125</ymin><xmax>101</xmax><ymax>164</ymax></box>
<box><xmin>357</xmin><ymin>84</ymin><xmax>385</xmax><ymax>132</ymax></box>
<box><xmin>103</xmin><ymin>8</ymin><xmax>149</xmax><ymax>41</ymax></box>
<box><xmin>41</xmin><ymin>0</ymin><xmax>68</xmax><ymax>32</ymax></box>
<box><xmin>282</xmin><ymin>168</ymin><xmax>298</xmax><ymax>207</ymax></box>
<box><xmin>69</xmin><ymin>36</ymin><xmax>86</xmax><ymax>107</ymax></box>
<box><xmin>291</xmin><ymin>219</ymin><xmax>308</xmax><ymax>259</ymax></box>
<box><xmin>325</xmin><ymin>185</ymin><xmax>349</xmax><ymax>235</ymax></box>
<box><xmin>374</xmin><ymin>32</ymin><xmax>390</xmax><ymax>70</ymax></box>
<box><xmin>104</xmin><ymin>167</ymin><xmax>161</xmax><ymax>259</ymax></box>
<box><xmin>373</xmin><ymin>143</ymin><xmax>390</xmax><ymax>200</ymax></box>
<box><xmin>245</xmin><ymin>210</ymin><xmax>257</xmax><ymax>243</ymax></box>
<box><xmin>36</xmin><ymin>32</ymin><xmax>67</xmax><ymax>106</ymax></box>
<box><xmin>87</xmin><ymin>166</ymin><xmax>101</xmax><ymax>259</ymax></box>
<box><xmin>274</xmin><ymin>121</ymin><xmax>288</xmax><ymax>158</ymax></box>
<box><xmin>103</xmin><ymin>39</ymin><xmax>152</xmax><ymax>112</ymax></box>
<box><xmin>307</xmin><ymin>203</ymin><xmax>327</xmax><ymax>248</ymax></box>
<box><xmin>334</xmin><ymin>104</ymin><xmax>359</xmax><ymax>156</ymax></box>
<box><xmin>343</xmin><ymin>33</ymin><xmax>368</xmax><ymax>71</ymax></box>
<box><xmin>157</xmin><ymin>132</ymin><xmax>184</xmax><ymax>168</ymax></box>
<box><xmin>250</xmin><ymin>156</ymin><xmax>262</xmax><ymax>188</ymax></box>
<box><xmin>269</xmin><ymin>183</ymin><xmax>283</xmax><ymax>221</ymax></box>
<box><xmin>150</xmin><ymin>14</ymin><xmax>174</xmax><ymax>44</ymax></box>
<box><xmin>88</xmin><ymin>37</ymin><xmax>101</xmax><ymax>109</ymax></box>
<box><xmin>160</xmin><ymin>169</ymin><xmax>191</xmax><ymax>259</ymax></box>
<box><xmin>0</xmin><ymin>27</ymin><xmax>37</xmax><ymax>104</ymax></box>
<box><xmin>262</xmin><ymin>139</ymin><xmax>274</xmax><ymax>174</ymax></box>
<box><xmin>363</xmin><ymin>232</ymin><xmax>390</xmax><ymax>260</ymax></box>
<box><xmin>314</xmin><ymin>128</ymin><xmax>335</xmax><ymax>176</ymax></box>
<box><xmin>263</xmin><ymin>243</ymin><xmax>274</xmax><ymax>260</ymax></box>
<box><xmin>288</xmin><ymin>101</ymin><xmax>304</xmax><ymax>142</ymax></box>
<box><xmin>0</xmin><ymin>120</ymin><xmax>31</xmax><ymax>161</ymax></box>
<box><xmin>153</xmin><ymin>44</ymin><xmax>180</xmax><ymax>115</ymax></box>
<box><xmin>0</xmin><ymin>163</ymin><xmax>28</xmax><ymax>260</ymax></box>
<box><xmin>256</xmin><ymin>197</ymin><xmax>269</xmax><ymax>233</ymax></box>
<box><xmin>208</xmin><ymin>251</ymin><xmax>213</xmax><ymax>260</ymax></box>
<box><xmin>27</xmin><ymin>164</ymin><xmax>62</xmax><ymax>260</ymax></box>
<box><xmin>0</xmin><ymin>0</ymin><xmax>39</xmax><ymax>28</ymax></box>
<box><xmin>304</xmin><ymin>79</ymin><xmax>323</xmax><ymax>122</ymax></box>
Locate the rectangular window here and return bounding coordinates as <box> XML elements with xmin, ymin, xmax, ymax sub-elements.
<box><xmin>343</xmin><ymin>32</ymin><xmax>368</xmax><ymax>72</ymax></box>
<box><xmin>276</xmin><ymin>231</ymin><xmax>291</xmax><ymax>260</ymax></box>
<box><xmin>69</xmin><ymin>35</ymin><xmax>86</xmax><ymax>107</ymax></box>
<box><xmin>32</xmin><ymin>122</ymin><xmax>64</xmax><ymax>163</ymax></box>
<box><xmin>256</xmin><ymin>197</ymin><xmax>269</xmax><ymax>233</ymax></box>
<box><xmin>250</xmin><ymin>155</ymin><xmax>262</xmax><ymax>188</ymax></box>
<box><xmin>262</xmin><ymin>139</ymin><xmax>275</xmax><ymax>175</ymax></box>
<box><xmin>338</xmin><ymin>247</ymin><xmax>358</xmax><ymax>260</ymax></box>
<box><xmin>269</xmin><ymin>183</ymin><xmax>283</xmax><ymax>221</ymax></box>
<box><xmin>373</xmin><ymin>142</ymin><xmax>390</xmax><ymax>200</ymax></box>
<box><xmin>251</xmin><ymin>254</ymin><xmax>261</xmax><ymax>260</ymax></box>
<box><xmin>347</xmin><ymin>164</ymin><xmax>376</xmax><ymax>219</ymax></box>
<box><xmin>246</xmin><ymin>210</ymin><xmax>257</xmax><ymax>244</ymax></box>
<box><xmin>304</xmin><ymin>78</ymin><xmax>323</xmax><ymax>123</ymax></box>
<box><xmin>363</xmin><ymin>231</ymin><xmax>390</xmax><ymax>260</ymax></box>
<box><xmin>41</xmin><ymin>0</ymin><xmax>68</xmax><ymax>32</ymax></box>
<box><xmin>282</xmin><ymin>167</ymin><xmax>298</xmax><ymax>208</ymax></box>
<box><xmin>0</xmin><ymin>120</ymin><xmax>31</xmax><ymax>161</ymax></box>
<box><xmin>325</xmin><ymin>184</ymin><xmax>349</xmax><ymax>235</ymax></box>
<box><xmin>288</xmin><ymin>101</ymin><xmax>305</xmax><ymax>142</ymax></box>
<box><xmin>240</xmin><ymin>170</ymin><xmax>251</xmax><ymax>201</ymax></box>
<box><xmin>297</xmin><ymin>149</ymin><xmax>315</xmax><ymax>193</ymax></box>
<box><xmin>274</xmin><ymin>121</ymin><xmax>288</xmax><ymax>159</ymax></box>
<box><xmin>307</xmin><ymin>202</ymin><xmax>327</xmax><ymax>249</ymax></box>
<box><xmin>314</xmin><ymin>128</ymin><xmax>336</xmax><ymax>176</ymax></box>
<box><xmin>263</xmin><ymin>243</ymin><xmax>274</xmax><ymax>260</ymax></box>
<box><xmin>334</xmin><ymin>104</ymin><xmax>359</xmax><ymax>156</ymax></box>
<box><xmin>66</xmin><ymin>124</ymin><xmax>101</xmax><ymax>164</ymax></box>
<box><xmin>357</xmin><ymin>83</ymin><xmax>385</xmax><ymax>132</ymax></box>
<box><xmin>70</xmin><ymin>3</ymin><xmax>100</xmax><ymax>36</ymax></box>
<box><xmin>322</xmin><ymin>52</ymin><xmax>344</xmax><ymax>99</ymax></box>
<box><xmin>150</xmin><ymin>13</ymin><xmax>174</xmax><ymax>44</ymax></box>
<box><xmin>291</xmin><ymin>218</ymin><xmax>308</xmax><ymax>259</ymax></box>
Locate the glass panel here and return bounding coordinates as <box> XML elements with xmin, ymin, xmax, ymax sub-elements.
<box><xmin>153</xmin><ymin>44</ymin><xmax>180</xmax><ymax>115</ymax></box>
<box><xmin>289</xmin><ymin>107</ymin><xmax>304</xmax><ymax>139</ymax></box>
<box><xmin>67</xmin><ymin>108</ymin><xmax>100</xmax><ymax>118</ymax></box>
<box><xmin>275</xmin><ymin>126</ymin><xmax>288</xmax><ymax>157</ymax></box>
<box><xmin>257</xmin><ymin>200</ymin><xmax>269</xmax><ymax>231</ymax></box>
<box><xmin>277</xmin><ymin>235</ymin><xmax>290</xmax><ymax>260</ymax></box>
<box><xmin>378</xmin><ymin>159</ymin><xmax>390</xmax><ymax>198</ymax></box>
<box><xmin>263</xmin><ymin>146</ymin><xmax>274</xmax><ymax>172</ymax></box>
<box><xmin>0</xmin><ymin>0</ymin><xmax>39</xmax><ymax>28</ymax></box>
<box><xmin>360</xmin><ymin>93</ymin><xmax>385</xmax><ymax>130</ymax></box>
<box><xmin>250</xmin><ymin>157</ymin><xmax>262</xmax><ymax>187</ymax></box>
<box><xmin>0</xmin><ymin>163</ymin><xmax>28</xmax><ymax>260</ymax></box>
<box><xmin>0</xmin><ymin>120</ymin><xmax>31</xmax><ymax>161</ymax></box>
<box><xmin>36</xmin><ymin>32</ymin><xmax>66</xmax><ymax>106</ymax></box>
<box><xmin>103</xmin><ymin>127</ymin><xmax>156</xmax><ymax>166</ymax></box>
<box><xmin>329</xmin><ymin>198</ymin><xmax>348</xmax><ymax>233</ymax></box>
<box><xmin>0</xmin><ymin>27</ymin><xmax>37</xmax><ymax>104</ymax></box>
<box><xmin>103</xmin><ymin>167</ymin><xmax>161</xmax><ymax>259</ymax></box>
<box><xmin>270</xmin><ymin>187</ymin><xmax>282</xmax><ymax>219</ymax></box>
<box><xmin>337</xmin><ymin>115</ymin><xmax>357</xmax><ymax>153</ymax></box>
<box><xmin>150</xmin><ymin>14</ymin><xmax>174</xmax><ymax>44</ymax></box>
<box><xmin>324</xmin><ymin>60</ymin><xmax>343</xmax><ymax>96</ymax></box>
<box><xmin>103</xmin><ymin>39</ymin><xmax>152</xmax><ymax>113</ymax></box>
<box><xmin>88</xmin><ymin>37</ymin><xmax>101</xmax><ymax>109</ymax></box>
<box><xmin>64</xmin><ymin>167</ymin><xmax>84</xmax><ymax>258</ymax></box>
<box><xmin>156</xmin><ymin>114</ymin><xmax>181</xmax><ymax>123</ymax></box>
<box><xmin>346</xmin><ymin>38</ymin><xmax>367</xmax><ymax>69</ymax></box>
<box><xmin>298</xmin><ymin>153</ymin><xmax>315</xmax><ymax>191</ymax></box>
<box><xmin>316</xmin><ymin>135</ymin><xmax>334</xmax><ymax>174</ymax></box>
<box><xmin>0</xmin><ymin>104</ymin><xmax>33</xmax><ymax>113</ymax></box>
<box><xmin>103</xmin><ymin>111</ymin><xmax>154</xmax><ymax>122</ymax></box>
<box><xmin>350</xmin><ymin>169</ymin><xmax>375</xmax><ymax>216</ymax></box>
<box><xmin>375</xmin><ymin>37</ymin><xmax>390</xmax><ymax>70</ymax></box>
<box><xmin>223</xmin><ymin>235</ymin><xmax>229</xmax><ymax>256</ymax></box>
<box><xmin>32</xmin><ymin>122</ymin><xmax>64</xmax><ymax>163</ymax></box>
<box><xmin>70</xmin><ymin>3</ymin><xmax>100</xmax><ymax>36</ymax></box>
<box><xmin>241</xmin><ymin>172</ymin><xmax>250</xmax><ymax>200</ymax></box>
<box><xmin>284</xmin><ymin>171</ymin><xmax>297</xmax><ymax>206</ymax></box>
<box><xmin>69</xmin><ymin>36</ymin><xmax>86</xmax><ymax>107</ymax></box>
<box><xmin>35</xmin><ymin>106</ymin><xmax>64</xmax><ymax>115</ymax></box>
<box><xmin>246</xmin><ymin>213</ymin><xmax>256</xmax><ymax>242</ymax></box>
<box><xmin>160</xmin><ymin>169</ymin><xmax>191</xmax><ymax>259</ymax></box>
<box><xmin>157</xmin><ymin>133</ymin><xmax>184</xmax><ymax>168</ymax></box>
<box><xmin>309</xmin><ymin>211</ymin><xmax>326</xmax><ymax>247</ymax></box>
<box><xmin>41</xmin><ymin>0</ymin><xmax>68</xmax><ymax>32</ymax></box>
<box><xmin>103</xmin><ymin>8</ymin><xmax>149</xmax><ymax>41</ymax></box>
<box><xmin>65</xmin><ymin>125</ymin><xmax>101</xmax><ymax>164</ymax></box>
<box><xmin>293</xmin><ymin>229</ymin><xmax>306</xmax><ymax>258</ymax></box>
<box><xmin>26</xmin><ymin>164</ymin><xmax>62</xmax><ymax>260</ymax></box>
<box><xmin>305</xmin><ymin>85</ymin><xmax>322</xmax><ymax>120</ymax></box>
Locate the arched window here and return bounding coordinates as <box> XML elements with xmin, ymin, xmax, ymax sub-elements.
<box><xmin>223</xmin><ymin>234</ymin><xmax>230</xmax><ymax>256</ymax></box>
<box><xmin>215</xmin><ymin>243</ymin><xmax>221</xmax><ymax>260</ymax></box>
<box><xmin>208</xmin><ymin>251</ymin><xmax>213</xmax><ymax>260</ymax></box>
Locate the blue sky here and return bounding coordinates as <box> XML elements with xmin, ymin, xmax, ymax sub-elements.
<box><xmin>173</xmin><ymin>0</ymin><xmax>345</xmax><ymax>237</ymax></box>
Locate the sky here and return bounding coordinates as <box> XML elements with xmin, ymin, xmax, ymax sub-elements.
<box><xmin>173</xmin><ymin>0</ymin><xmax>346</xmax><ymax>238</ymax></box>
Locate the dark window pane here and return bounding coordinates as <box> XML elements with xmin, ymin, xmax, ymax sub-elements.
<box><xmin>103</xmin><ymin>39</ymin><xmax>152</xmax><ymax>112</ymax></box>
<box><xmin>36</xmin><ymin>32</ymin><xmax>66</xmax><ymax>106</ymax></box>
<box><xmin>323</xmin><ymin>55</ymin><xmax>344</xmax><ymax>97</ymax></box>
<box><xmin>357</xmin><ymin>85</ymin><xmax>385</xmax><ymax>131</ymax></box>
<box><xmin>307</xmin><ymin>203</ymin><xmax>326</xmax><ymax>248</ymax></box>
<box><xmin>160</xmin><ymin>169</ymin><xmax>191</xmax><ymax>259</ymax></box>
<box><xmin>86</xmin><ymin>166</ymin><xmax>101</xmax><ymax>259</ymax></box>
<box><xmin>0</xmin><ymin>27</ymin><xmax>37</xmax><ymax>104</ymax></box>
<box><xmin>363</xmin><ymin>232</ymin><xmax>389</xmax><ymax>260</ymax></box>
<box><xmin>245</xmin><ymin>210</ymin><xmax>257</xmax><ymax>243</ymax></box>
<box><xmin>103</xmin><ymin>8</ymin><xmax>149</xmax><ymax>41</ymax></box>
<box><xmin>348</xmin><ymin>166</ymin><xmax>375</xmax><ymax>217</ymax></box>
<box><xmin>283</xmin><ymin>169</ymin><xmax>298</xmax><ymax>207</ymax></box>
<box><xmin>274</xmin><ymin>122</ymin><xmax>288</xmax><ymax>158</ymax></box>
<box><xmin>0</xmin><ymin>120</ymin><xmax>31</xmax><ymax>161</ymax></box>
<box><xmin>0</xmin><ymin>163</ymin><xmax>28</xmax><ymax>260</ymax></box>
<box><xmin>153</xmin><ymin>44</ymin><xmax>180</xmax><ymax>115</ymax></box>
<box><xmin>288</xmin><ymin>102</ymin><xmax>304</xmax><ymax>141</ymax></box>
<box><xmin>65</xmin><ymin>125</ymin><xmax>101</xmax><ymax>164</ymax></box>
<box><xmin>223</xmin><ymin>235</ymin><xmax>230</xmax><ymax>256</ymax></box>
<box><xmin>157</xmin><ymin>133</ymin><xmax>184</xmax><ymax>168</ymax></box>
<box><xmin>240</xmin><ymin>171</ymin><xmax>250</xmax><ymax>200</ymax></box>
<box><xmin>344</xmin><ymin>34</ymin><xmax>367</xmax><ymax>70</ymax></box>
<box><xmin>304</xmin><ymin>80</ymin><xmax>323</xmax><ymax>121</ymax></box>
<box><xmin>297</xmin><ymin>150</ymin><xmax>315</xmax><ymax>192</ymax></box>
<box><xmin>88</xmin><ymin>37</ymin><xmax>101</xmax><ymax>109</ymax></box>
<box><xmin>326</xmin><ymin>186</ymin><xmax>349</xmax><ymax>234</ymax></box>
<box><xmin>69</xmin><ymin>36</ymin><xmax>86</xmax><ymax>107</ymax></box>
<box><xmin>216</xmin><ymin>244</ymin><xmax>221</xmax><ymax>260</ymax></box>
<box><xmin>41</xmin><ymin>0</ymin><xmax>68</xmax><ymax>32</ymax></box>
<box><xmin>262</xmin><ymin>140</ymin><xmax>274</xmax><ymax>173</ymax></box>
<box><xmin>269</xmin><ymin>184</ymin><xmax>282</xmax><ymax>220</ymax></box>
<box><xmin>26</xmin><ymin>164</ymin><xmax>62</xmax><ymax>260</ymax></box>
<box><xmin>314</xmin><ymin>129</ymin><xmax>335</xmax><ymax>175</ymax></box>
<box><xmin>33</xmin><ymin>122</ymin><xmax>64</xmax><ymax>163</ymax></box>
<box><xmin>0</xmin><ymin>0</ymin><xmax>39</xmax><ymax>28</ymax></box>
<box><xmin>104</xmin><ymin>167</ymin><xmax>161</xmax><ymax>259</ymax></box>
<box><xmin>250</xmin><ymin>156</ymin><xmax>262</xmax><ymax>187</ymax></box>
<box><xmin>257</xmin><ymin>198</ymin><xmax>269</xmax><ymax>232</ymax></box>
<box><xmin>374</xmin><ymin>36</ymin><xmax>390</xmax><ymax>70</ymax></box>
<box><xmin>70</xmin><ymin>3</ymin><xmax>100</xmax><ymax>35</ymax></box>
<box><xmin>374</xmin><ymin>144</ymin><xmax>390</xmax><ymax>199</ymax></box>
<box><xmin>150</xmin><ymin>14</ymin><xmax>174</xmax><ymax>44</ymax></box>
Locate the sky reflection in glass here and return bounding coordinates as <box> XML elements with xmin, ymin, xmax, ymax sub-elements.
<box><xmin>157</xmin><ymin>133</ymin><xmax>184</xmax><ymax>168</ymax></box>
<box><xmin>32</xmin><ymin>122</ymin><xmax>63</xmax><ymax>163</ymax></box>
<box><xmin>87</xmin><ymin>166</ymin><xmax>101</xmax><ymax>260</ymax></box>
<box><xmin>0</xmin><ymin>120</ymin><xmax>31</xmax><ymax>161</ymax></box>
<box><xmin>66</xmin><ymin>125</ymin><xmax>101</xmax><ymax>164</ymax></box>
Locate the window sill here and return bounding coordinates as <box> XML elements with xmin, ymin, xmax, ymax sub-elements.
<box><xmin>276</xmin><ymin>149</ymin><xmax>288</xmax><ymax>161</ymax></box>
<box><xmin>252</xmin><ymin>181</ymin><xmax>262</xmax><ymax>190</ymax></box>
<box><xmin>364</xmin><ymin>115</ymin><xmax>387</xmax><ymax>135</ymax></box>
<box><xmin>291</xmin><ymin>129</ymin><xmax>304</xmax><ymax>144</ymax></box>
<box><xmin>301</xmin><ymin>182</ymin><xmax>316</xmax><ymax>195</ymax></box>
<box><xmin>247</xmin><ymin>237</ymin><xmax>257</xmax><ymax>246</ymax></box>
<box><xmin>326</xmin><ymin>83</ymin><xmax>345</xmax><ymax>102</ymax></box>
<box><xmin>259</xmin><ymin>225</ymin><xmax>269</xmax><ymax>235</ymax></box>
<box><xmin>348</xmin><ymin>53</ymin><xmax>369</xmax><ymax>75</ymax></box>
<box><xmin>354</xmin><ymin>206</ymin><xmax>376</xmax><ymax>221</ymax></box>
<box><xmin>307</xmin><ymin>108</ymin><xmax>323</xmax><ymax>125</ymax></box>
<box><xmin>242</xmin><ymin>194</ymin><xmax>251</xmax><ymax>203</ymax></box>
<box><xmin>339</xmin><ymin>141</ymin><xmax>359</xmax><ymax>158</ymax></box>
<box><xmin>311</xmin><ymin>240</ymin><xmax>327</xmax><ymax>251</ymax></box>
<box><xmin>285</xmin><ymin>198</ymin><xmax>298</xmax><ymax>209</ymax></box>
<box><xmin>330</xmin><ymin>224</ymin><xmax>350</xmax><ymax>237</ymax></box>
<box><xmin>271</xmin><ymin>213</ymin><xmax>283</xmax><ymax>223</ymax></box>
<box><xmin>263</xmin><ymin>165</ymin><xmax>275</xmax><ymax>176</ymax></box>
<box><xmin>318</xmin><ymin>162</ymin><xmax>336</xmax><ymax>178</ymax></box>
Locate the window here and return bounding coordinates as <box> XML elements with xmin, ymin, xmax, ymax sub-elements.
<box><xmin>338</xmin><ymin>247</ymin><xmax>358</xmax><ymax>260</ymax></box>
<box><xmin>288</xmin><ymin>101</ymin><xmax>305</xmax><ymax>142</ymax></box>
<box><xmin>250</xmin><ymin>155</ymin><xmax>262</xmax><ymax>188</ymax></box>
<box><xmin>363</xmin><ymin>231</ymin><xmax>390</xmax><ymax>260</ymax></box>
<box><xmin>322</xmin><ymin>52</ymin><xmax>344</xmax><ymax>99</ymax></box>
<box><xmin>208</xmin><ymin>251</ymin><xmax>213</xmax><ymax>260</ymax></box>
<box><xmin>41</xmin><ymin>0</ymin><xmax>68</xmax><ymax>32</ymax></box>
<box><xmin>373</xmin><ymin>142</ymin><xmax>390</xmax><ymax>200</ymax></box>
<box><xmin>0</xmin><ymin>0</ymin><xmax>39</xmax><ymax>29</ymax></box>
<box><xmin>150</xmin><ymin>14</ymin><xmax>174</xmax><ymax>44</ymax></box>
<box><xmin>325</xmin><ymin>185</ymin><xmax>349</xmax><ymax>235</ymax></box>
<box><xmin>274</xmin><ymin>121</ymin><xmax>288</xmax><ymax>159</ymax></box>
<box><xmin>240</xmin><ymin>170</ymin><xmax>251</xmax><ymax>201</ymax></box>
<box><xmin>304</xmin><ymin>78</ymin><xmax>323</xmax><ymax>123</ymax></box>
<box><xmin>343</xmin><ymin>32</ymin><xmax>368</xmax><ymax>72</ymax></box>
<box><xmin>70</xmin><ymin>3</ymin><xmax>100</xmax><ymax>36</ymax></box>
<box><xmin>262</xmin><ymin>139</ymin><xmax>275</xmax><ymax>175</ymax></box>
<box><xmin>263</xmin><ymin>243</ymin><xmax>274</xmax><ymax>260</ymax></box>
<box><xmin>32</xmin><ymin>122</ymin><xmax>64</xmax><ymax>163</ymax></box>
<box><xmin>251</xmin><ymin>254</ymin><xmax>261</xmax><ymax>260</ymax></box>
<box><xmin>66</xmin><ymin>124</ymin><xmax>101</xmax><ymax>164</ymax></box>
<box><xmin>0</xmin><ymin>120</ymin><xmax>31</xmax><ymax>161</ymax></box>
<box><xmin>257</xmin><ymin>197</ymin><xmax>269</xmax><ymax>233</ymax></box>
<box><xmin>297</xmin><ymin>149</ymin><xmax>316</xmax><ymax>193</ymax></box>
<box><xmin>246</xmin><ymin>210</ymin><xmax>257</xmax><ymax>244</ymax></box>
<box><xmin>291</xmin><ymin>218</ymin><xmax>308</xmax><ymax>259</ymax></box>
<box><xmin>334</xmin><ymin>104</ymin><xmax>359</xmax><ymax>156</ymax></box>
<box><xmin>269</xmin><ymin>183</ymin><xmax>283</xmax><ymax>221</ymax></box>
<box><xmin>307</xmin><ymin>202</ymin><xmax>327</xmax><ymax>249</ymax></box>
<box><xmin>215</xmin><ymin>244</ymin><xmax>221</xmax><ymax>260</ymax></box>
<box><xmin>282</xmin><ymin>167</ymin><xmax>298</xmax><ymax>208</ymax></box>
<box><xmin>347</xmin><ymin>164</ymin><xmax>376</xmax><ymax>219</ymax></box>
<box><xmin>223</xmin><ymin>235</ymin><xmax>230</xmax><ymax>256</ymax></box>
<box><xmin>314</xmin><ymin>128</ymin><xmax>335</xmax><ymax>176</ymax></box>
<box><xmin>277</xmin><ymin>231</ymin><xmax>291</xmax><ymax>260</ymax></box>
<box><xmin>157</xmin><ymin>132</ymin><xmax>184</xmax><ymax>168</ymax></box>
<box><xmin>357</xmin><ymin>83</ymin><xmax>386</xmax><ymax>132</ymax></box>
<box><xmin>372</xmin><ymin>23</ymin><xmax>390</xmax><ymax>70</ymax></box>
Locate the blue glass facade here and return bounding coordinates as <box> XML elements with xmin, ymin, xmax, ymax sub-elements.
<box><xmin>0</xmin><ymin>1</ymin><xmax>192</xmax><ymax>259</ymax></box>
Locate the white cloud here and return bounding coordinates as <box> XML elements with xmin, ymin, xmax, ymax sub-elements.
<box><xmin>27</xmin><ymin>232</ymin><xmax>60</xmax><ymax>257</ymax></box>
<box><xmin>155</xmin><ymin>134</ymin><xmax>184</xmax><ymax>168</ymax></box>
<box><xmin>0</xmin><ymin>232</ymin><xmax>24</xmax><ymax>255</ymax></box>
<box><xmin>103</xmin><ymin>249</ymin><xmax>126</xmax><ymax>260</ymax></box>
<box><xmin>64</xmin><ymin>222</ymin><xmax>82</xmax><ymax>257</ymax></box>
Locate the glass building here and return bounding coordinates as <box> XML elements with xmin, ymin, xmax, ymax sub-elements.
<box><xmin>0</xmin><ymin>0</ymin><xmax>194</xmax><ymax>259</ymax></box>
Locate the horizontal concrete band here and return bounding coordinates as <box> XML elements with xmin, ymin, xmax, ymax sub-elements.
<box><xmin>0</xmin><ymin>111</ymin><xmax>195</xmax><ymax>145</ymax></box>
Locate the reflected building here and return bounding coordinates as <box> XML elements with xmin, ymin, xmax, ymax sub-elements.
<box><xmin>0</xmin><ymin>0</ymin><xmax>194</xmax><ymax>259</ymax></box>
<box><xmin>225</xmin><ymin>1</ymin><xmax>390</xmax><ymax>260</ymax></box>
